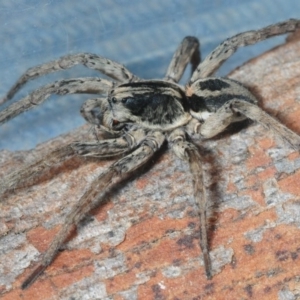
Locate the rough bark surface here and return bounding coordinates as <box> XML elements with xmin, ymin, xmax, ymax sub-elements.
<box><xmin>1</xmin><ymin>32</ymin><xmax>300</xmax><ymax>300</ymax></box>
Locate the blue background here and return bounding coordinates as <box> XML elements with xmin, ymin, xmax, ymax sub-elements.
<box><xmin>0</xmin><ymin>0</ymin><xmax>299</xmax><ymax>150</ymax></box>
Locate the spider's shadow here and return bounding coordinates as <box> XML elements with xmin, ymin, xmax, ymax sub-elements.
<box><xmin>89</xmin><ymin>141</ymin><xmax>169</xmax><ymax>217</ymax></box>
<box><xmin>196</xmin><ymin>119</ymin><xmax>253</xmax><ymax>246</ymax></box>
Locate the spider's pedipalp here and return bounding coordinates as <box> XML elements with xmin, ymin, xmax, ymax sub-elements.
<box><xmin>80</xmin><ymin>97</ymin><xmax>105</xmax><ymax>125</ymax></box>
<box><xmin>190</xmin><ymin>18</ymin><xmax>300</xmax><ymax>82</ymax></box>
<box><xmin>21</xmin><ymin>130</ymin><xmax>165</xmax><ymax>289</ymax></box>
<box><xmin>165</xmin><ymin>36</ymin><xmax>200</xmax><ymax>83</ymax></box>
<box><xmin>80</xmin><ymin>97</ymin><xmax>116</xmax><ymax>131</ymax></box>
<box><xmin>0</xmin><ymin>53</ymin><xmax>139</xmax><ymax>105</ymax></box>
<box><xmin>80</xmin><ymin>96</ymin><xmax>124</xmax><ymax>135</ymax></box>
<box><xmin>168</xmin><ymin>128</ymin><xmax>212</xmax><ymax>279</ymax></box>
<box><xmin>0</xmin><ymin>77</ymin><xmax>113</xmax><ymax>125</ymax></box>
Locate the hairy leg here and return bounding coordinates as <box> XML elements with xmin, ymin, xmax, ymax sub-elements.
<box><xmin>229</xmin><ymin>100</ymin><xmax>300</xmax><ymax>149</ymax></box>
<box><xmin>0</xmin><ymin>127</ymin><xmax>149</xmax><ymax>198</ymax></box>
<box><xmin>190</xmin><ymin>19</ymin><xmax>300</xmax><ymax>82</ymax></box>
<box><xmin>164</xmin><ymin>36</ymin><xmax>200</xmax><ymax>83</ymax></box>
<box><xmin>72</xmin><ymin>127</ymin><xmax>149</xmax><ymax>157</ymax></box>
<box><xmin>0</xmin><ymin>53</ymin><xmax>139</xmax><ymax>105</ymax></box>
<box><xmin>197</xmin><ymin>99</ymin><xmax>300</xmax><ymax>149</ymax></box>
<box><xmin>0</xmin><ymin>77</ymin><xmax>112</xmax><ymax>124</ymax></box>
<box><xmin>168</xmin><ymin>128</ymin><xmax>212</xmax><ymax>279</ymax></box>
<box><xmin>21</xmin><ymin>130</ymin><xmax>165</xmax><ymax>289</ymax></box>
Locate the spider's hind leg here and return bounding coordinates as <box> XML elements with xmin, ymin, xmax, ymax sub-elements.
<box><xmin>196</xmin><ymin>98</ymin><xmax>300</xmax><ymax>149</ymax></box>
<box><xmin>190</xmin><ymin>19</ymin><xmax>300</xmax><ymax>82</ymax></box>
<box><xmin>227</xmin><ymin>100</ymin><xmax>300</xmax><ymax>149</ymax></box>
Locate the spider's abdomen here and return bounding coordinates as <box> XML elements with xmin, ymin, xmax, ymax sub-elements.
<box><xmin>109</xmin><ymin>80</ymin><xmax>192</xmax><ymax>130</ymax></box>
<box><xmin>186</xmin><ymin>77</ymin><xmax>258</xmax><ymax>122</ymax></box>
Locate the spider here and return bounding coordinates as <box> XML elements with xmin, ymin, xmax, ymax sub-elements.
<box><xmin>1</xmin><ymin>19</ymin><xmax>300</xmax><ymax>290</ymax></box>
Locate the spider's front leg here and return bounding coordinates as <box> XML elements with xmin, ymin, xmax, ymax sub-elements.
<box><xmin>0</xmin><ymin>77</ymin><xmax>112</xmax><ymax>125</ymax></box>
<box><xmin>0</xmin><ymin>53</ymin><xmax>139</xmax><ymax>105</ymax></box>
<box><xmin>168</xmin><ymin>128</ymin><xmax>212</xmax><ymax>279</ymax></box>
<box><xmin>21</xmin><ymin>130</ymin><xmax>165</xmax><ymax>289</ymax></box>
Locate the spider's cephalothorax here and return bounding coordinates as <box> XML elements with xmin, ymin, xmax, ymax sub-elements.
<box><xmin>1</xmin><ymin>19</ymin><xmax>300</xmax><ymax>290</ymax></box>
<box><xmin>108</xmin><ymin>80</ymin><xmax>191</xmax><ymax>130</ymax></box>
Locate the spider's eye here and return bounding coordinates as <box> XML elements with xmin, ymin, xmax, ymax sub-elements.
<box><xmin>121</xmin><ymin>98</ymin><xmax>128</xmax><ymax>104</ymax></box>
<box><xmin>111</xmin><ymin>97</ymin><xmax>117</xmax><ymax>104</ymax></box>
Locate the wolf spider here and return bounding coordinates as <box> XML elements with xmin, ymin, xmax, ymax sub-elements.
<box><xmin>1</xmin><ymin>19</ymin><xmax>300</xmax><ymax>289</ymax></box>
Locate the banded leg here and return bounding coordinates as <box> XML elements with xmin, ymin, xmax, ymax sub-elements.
<box><xmin>0</xmin><ymin>77</ymin><xmax>112</xmax><ymax>125</ymax></box>
<box><xmin>21</xmin><ymin>130</ymin><xmax>165</xmax><ymax>289</ymax></box>
<box><xmin>229</xmin><ymin>100</ymin><xmax>300</xmax><ymax>149</ymax></box>
<box><xmin>0</xmin><ymin>53</ymin><xmax>139</xmax><ymax>105</ymax></box>
<box><xmin>168</xmin><ymin>129</ymin><xmax>212</xmax><ymax>279</ymax></box>
<box><xmin>197</xmin><ymin>99</ymin><xmax>300</xmax><ymax>149</ymax></box>
<box><xmin>72</xmin><ymin>127</ymin><xmax>149</xmax><ymax>158</ymax></box>
<box><xmin>190</xmin><ymin>19</ymin><xmax>300</xmax><ymax>82</ymax></box>
<box><xmin>164</xmin><ymin>36</ymin><xmax>200</xmax><ymax>83</ymax></box>
<box><xmin>0</xmin><ymin>127</ymin><xmax>148</xmax><ymax>198</ymax></box>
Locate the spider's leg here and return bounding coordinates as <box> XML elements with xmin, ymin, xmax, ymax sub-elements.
<box><xmin>195</xmin><ymin>98</ymin><xmax>300</xmax><ymax>149</ymax></box>
<box><xmin>193</xmin><ymin>99</ymin><xmax>248</xmax><ymax>139</ymax></box>
<box><xmin>0</xmin><ymin>53</ymin><xmax>139</xmax><ymax>105</ymax></box>
<box><xmin>168</xmin><ymin>129</ymin><xmax>212</xmax><ymax>279</ymax></box>
<box><xmin>227</xmin><ymin>100</ymin><xmax>300</xmax><ymax>149</ymax></box>
<box><xmin>190</xmin><ymin>18</ymin><xmax>300</xmax><ymax>82</ymax></box>
<box><xmin>0</xmin><ymin>128</ymin><xmax>148</xmax><ymax>198</ymax></box>
<box><xmin>21</xmin><ymin>130</ymin><xmax>165</xmax><ymax>289</ymax></box>
<box><xmin>164</xmin><ymin>36</ymin><xmax>200</xmax><ymax>83</ymax></box>
<box><xmin>0</xmin><ymin>77</ymin><xmax>112</xmax><ymax>125</ymax></box>
<box><xmin>72</xmin><ymin>127</ymin><xmax>149</xmax><ymax>158</ymax></box>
